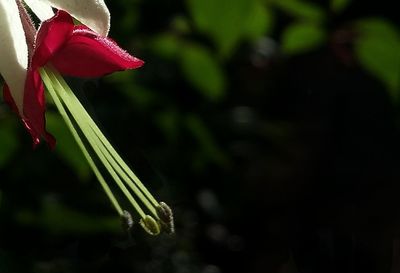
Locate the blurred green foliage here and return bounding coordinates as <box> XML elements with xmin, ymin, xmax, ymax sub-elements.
<box><xmin>330</xmin><ymin>0</ymin><xmax>351</xmax><ymax>13</ymax></box>
<box><xmin>187</xmin><ymin>0</ymin><xmax>273</xmax><ymax>57</ymax></box>
<box><xmin>1</xmin><ymin>0</ymin><xmax>400</xmax><ymax>272</ymax></box>
<box><xmin>354</xmin><ymin>18</ymin><xmax>400</xmax><ymax>98</ymax></box>
<box><xmin>181</xmin><ymin>44</ymin><xmax>226</xmax><ymax>101</ymax></box>
<box><xmin>281</xmin><ymin>22</ymin><xmax>326</xmax><ymax>54</ymax></box>
<box><xmin>271</xmin><ymin>0</ymin><xmax>325</xmax><ymax>22</ymax></box>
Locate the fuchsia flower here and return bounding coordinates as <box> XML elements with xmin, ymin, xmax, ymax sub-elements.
<box><xmin>0</xmin><ymin>0</ymin><xmax>112</xmax><ymax>146</ymax></box>
<box><xmin>4</xmin><ymin>10</ymin><xmax>143</xmax><ymax>148</ymax></box>
<box><xmin>0</xmin><ymin>2</ymin><xmax>173</xmax><ymax>236</ymax></box>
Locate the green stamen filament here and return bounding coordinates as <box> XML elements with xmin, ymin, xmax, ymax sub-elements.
<box><xmin>40</xmin><ymin>67</ymin><xmax>166</xmax><ymax>235</ymax></box>
<box><xmin>40</xmin><ymin>69</ymin><xmax>123</xmax><ymax>215</ymax></box>
<box><xmin>48</xmin><ymin>72</ymin><xmax>146</xmax><ymax>219</ymax></box>
<box><xmin>56</xmin><ymin>71</ymin><xmax>159</xmax><ymax>205</ymax></box>
<box><xmin>49</xmin><ymin>71</ymin><xmax>158</xmax><ymax>217</ymax></box>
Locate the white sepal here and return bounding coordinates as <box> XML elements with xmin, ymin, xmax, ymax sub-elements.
<box><xmin>0</xmin><ymin>0</ymin><xmax>28</xmax><ymax>113</ymax></box>
<box><xmin>23</xmin><ymin>0</ymin><xmax>54</xmax><ymax>21</ymax></box>
<box><xmin>36</xmin><ymin>0</ymin><xmax>110</xmax><ymax>36</ymax></box>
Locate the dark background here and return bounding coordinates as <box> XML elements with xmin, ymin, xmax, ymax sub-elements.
<box><xmin>1</xmin><ymin>0</ymin><xmax>400</xmax><ymax>272</ymax></box>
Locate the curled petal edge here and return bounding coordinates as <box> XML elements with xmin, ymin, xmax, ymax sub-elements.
<box><xmin>3</xmin><ymin>70</ymin><xmax>56</xmax><ymax>149</ymax></box>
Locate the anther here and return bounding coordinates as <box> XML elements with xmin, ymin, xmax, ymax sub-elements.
<box><xmin>121</xmin><ymin>210</ymin><xmax>134</xmax><ymax>231</ymax></box>
<box><xmin>139</xmin><ymin>215</ymin><xmax>161</xmax><ymax>236</ymax></box>
<box><xmin>156</xmin><ymin>202</ymin><xmax>175</xmax><ymax>234</ymax></box>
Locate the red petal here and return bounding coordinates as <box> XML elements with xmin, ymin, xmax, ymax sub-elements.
<box><xmin>33</xmin><ymin>10</ymin><xmax>74</xmax><ymax>69</ymax></box>
<box><xmin>33</xmin><ymin>10</ymin><xmax>143</xmax><ymax>77</ymax></box>
<box><xmin>24</xmin><ymin>69</ymin><xmax>56</xmax><ymax>148</ymax></box>
<box><xmin>51</xmin><ymin>26</ymin><xmax>144</xmax><ymax>77</ymax></box>
<box><xmin>3</xmin><ymin>70</ymin><xmax>56</xmax><ymax>149</ymax></box>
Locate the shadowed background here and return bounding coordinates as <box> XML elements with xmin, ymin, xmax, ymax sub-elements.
<box><xmin>1</xmin><ymin>0</ymin><xmax>400</xmax><ymax>272</ymax></box>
